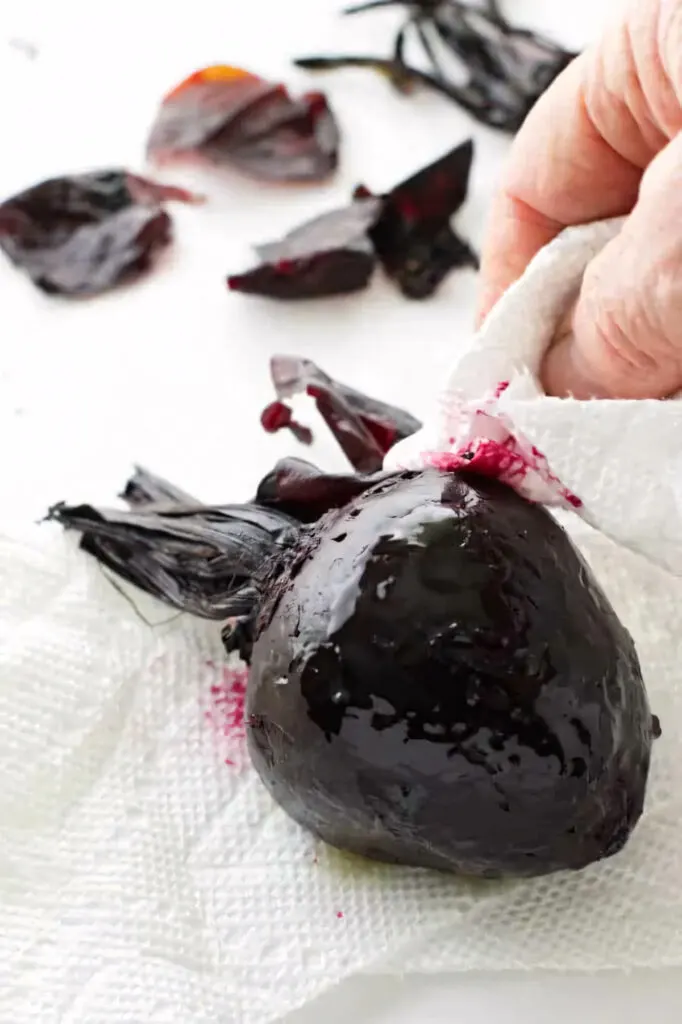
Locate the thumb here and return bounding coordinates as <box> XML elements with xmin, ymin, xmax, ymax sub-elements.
<box><xmin>543</xmin><ymin>134</ymin><xmax>682</xmax><ymax>400</ymax></box>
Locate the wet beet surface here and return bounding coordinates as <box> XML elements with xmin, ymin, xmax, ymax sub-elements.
<box><xmin>247</xmin><ymin>469</ymin><xmax>656</xmax><ymax>878</ymax></box>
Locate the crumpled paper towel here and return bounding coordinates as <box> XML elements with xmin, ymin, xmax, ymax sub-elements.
<box><xmin>2</xmin><ymin>218</ymin><xmax>682</xmax><ymax>1024</ymax></box>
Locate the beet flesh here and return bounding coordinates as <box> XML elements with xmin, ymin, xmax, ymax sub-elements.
<box><xmin>246</xmin><ymin>469</ymin><xmax>656</xmax><ymax>878</ymax></box>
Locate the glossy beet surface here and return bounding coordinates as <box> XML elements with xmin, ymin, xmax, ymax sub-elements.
<box><xmin>247</xmin><ymin>469</ymin><xmax>656</xmax><ymax>878</ymax></box>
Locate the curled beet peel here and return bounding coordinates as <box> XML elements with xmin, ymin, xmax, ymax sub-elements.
<box><xmin>228</xmin><ymin>140</ymin><xmax>477</xmax><ymax>301</ymax></box>
<box><xmin>297</xmin><ymin>0</ymin><xmax>576</xmax><ymax>133</ymax></box>
<box><xmin>263</xmin><ymin>355</ymin><xmax>422</xmax><ymax>472</ymax></box>
<box><xmin>147</xmin><ymin>64</ymin><xmax>339</xmax><ymax>183</ymax></box>
<box><xmin>50</xmin><ymin>453</ymin><xmax>658</xmax><ymax>879</ymax></box>
<box><xmin>0</xmin><ymin>170</ymin><xmax>200</xmax><ymax>296</ymax></box>
<box><xmin>247</xmin><ymin>469</ymin><xmax>657</xmax><ymax>877</ymax></box>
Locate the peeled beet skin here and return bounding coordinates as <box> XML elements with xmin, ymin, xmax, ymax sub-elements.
<box><xmin>246</xmin><ymin>469</ymin><xmax>656</xmax><ymax>878</ymax></box>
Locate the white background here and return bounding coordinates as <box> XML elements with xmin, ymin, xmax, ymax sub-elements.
<box><xmin>3</xmin><ymin>0</ymin><xmax>680</xmax><ymax>1020</ymax></box>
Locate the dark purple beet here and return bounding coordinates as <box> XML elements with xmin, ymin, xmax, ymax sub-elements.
<box><xmin>0</xmin><ymin>170</ymin><xmax>200</xmax><ymax>296</ymax></box>
<box><xmin>246</xmin><ymin>469</ymin><xmax>657</xmax><ymax>877</ymax></box>
<box><xmin>49</xmin><ymin>464</ymin><xmax>657</xmax><ymax>879</ymax></box>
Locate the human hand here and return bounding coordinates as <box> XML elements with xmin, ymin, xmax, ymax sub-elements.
<box><xmin>477</xmin><ymin>0</ymin><xmax>682</xmax><ymax>399</ymax></box>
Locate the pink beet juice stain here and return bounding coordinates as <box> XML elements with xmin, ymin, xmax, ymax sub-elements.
<box><xmin>204</xmin><ymin>662</ymin><xmax>248</xmax><ymax>768</ymax></box>
<box><xmin>261</xmin><ymin>400</ymin><xmax>294</xmax><ymax>433</ymax></box>
<box><xmin>423</xmin><ymin>382</ymin><xmax>582</xmax><ymax>510</ymax></box>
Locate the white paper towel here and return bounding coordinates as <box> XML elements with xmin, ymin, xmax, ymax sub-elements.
<box><xmin>2</xmin><ymin>219</ymin><xmax>682</xmax><ymax>1024</ymax></box>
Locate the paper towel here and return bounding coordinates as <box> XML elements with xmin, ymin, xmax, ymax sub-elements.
<box><xmin>2</xmin><ymin>218</ymin><xmax>682</xmax><ymax>1024</ymax></box>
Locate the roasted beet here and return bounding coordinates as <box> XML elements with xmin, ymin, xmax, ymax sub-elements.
<box><xmin>147</xmin><ymin>64</ymin><xmax>339</xmax><ymax>182</ymax></box>
<box><xmin>51</xmin><ymin>462</ymin><xmax>658</xmax><ymax>879</ymax></box>
<box><xmin>0</xmin><ymin>170</ymin><xmax>199</xmax><ymax>296</ymax></box>
<box><xmin>247</xmin><ymin>469</ymin><xmax>657</xmax><ymax>877</ymax></box>
<box><xmin>228</xmin><ymin>198</ymin><xmax>381</xmax><ymax>299</ymax></box>
<box><xmin>296</xmin><ymin>0</ymin><xmax>576</xmax><ymax>133</ymax></box>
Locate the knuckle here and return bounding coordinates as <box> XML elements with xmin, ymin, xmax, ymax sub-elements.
<box><xmin>659</xmin><ymin>0</ymin><xmax>682</xmax><ymax>90</ymax></box>
<box><xmin>579</xmin><ymin>293</ymin><xmax>682</xmax><ymax>398</ymax></box>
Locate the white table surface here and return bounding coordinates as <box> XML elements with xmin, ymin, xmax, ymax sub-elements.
<box><xmin>4</xmin><ymin>0</ymin><xmax>680</xmax><ymax>1021</ymax></box>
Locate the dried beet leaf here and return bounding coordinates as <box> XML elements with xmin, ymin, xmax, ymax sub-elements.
<box><xmin>296</xmin><ymin>0</ymin><xmax>576</xmax><ymax>133</ymax></box>
<box><xmin>264</xmin><ymin>355</ymin><xmax>421</xmax><ymax>472</ymax></box>
<box><xmin>0</xmin><ymin>170</ymin><xmax>199</xmax><ymax>296</ymax></box>
<box><xmin>48</xmin><ymin>467</ymin><xmax>301</xmax><ymax>620</ymax></box>
<box><xmin>228</xmin><ymin>197</ymin><xmax>381</xmax><ymax>299</ymax></box>
<box><xmin>419</xmin><ymin>1</ymin><xmax>575</xmax><ymax>129</ymax></box>
<box><xmin>358</xmin><ymin>139</ymin><xmax>478</xmax><ymax>298</ymax></box>
<box><xmin>49</xmin><ymin>460</ymin><xmax>386</xmax><ymax>660</ymax></box>
<box><xmin>147</xmin><ymin>64</ymin><xmax>340</xmax><ymax>182</ymax></box>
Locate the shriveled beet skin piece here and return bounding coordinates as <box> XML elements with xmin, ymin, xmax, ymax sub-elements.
<box><xmin>0</xmin><ymin>170</ymin><xmax>199</xmax><ymax>296</ymax></box>
<box><xmin>256</xmin><ymin>457</ymin><xmax>384</xmax><ymax>522</ymax></box>
<box><xmin>354</xmin><ymin>139</ymin><xmax>478</xmax><ymax>298</ymax></box>
<box><xmin>265</xmin><ymin>355</ymin><xmax>422</xmax><ymax>471</ymax></box>
<box><xmin>147</xmin><ymin>65</ymin><xmax>339</xmax><ymax>182</ymax></box>
<box><xmin>247</xmin><ymin>468</ymin><xmax>658</xmax><ymax>878</ymax></box>
<box><xmin>228</xmin><ymin>197</ymin><xmax>381</xmax><ymax>299</ymax></box>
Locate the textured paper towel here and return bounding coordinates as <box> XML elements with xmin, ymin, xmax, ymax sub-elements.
<box><xmin>2</xmin><ymin>219</ymin><xmax>682</xmax><ymax>1024</ymax></box>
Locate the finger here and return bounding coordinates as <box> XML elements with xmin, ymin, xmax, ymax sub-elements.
<box><xmin>477</xmin><ymin>0</ymin><xmax>679</xmax><ymax>324</ymax></box>
<box><xmin>543</xmin><ymin>130</ymin><xmax>682</xmax><ymax>399</ymax></box>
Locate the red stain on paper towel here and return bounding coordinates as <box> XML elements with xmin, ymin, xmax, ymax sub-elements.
<box><xmin>421</xmin><ymin>382</ymin><xmax>582</xmax><ymax>510</ymax></box>
<box><xmin>204</xmin><ymin>662</ymin><xmax>248</xmax><ymax>767</ymax></box>
<box><xmin>427</xmin><ymin>436</ymin><xmax>578</xmax><ymax>497</ymax></box>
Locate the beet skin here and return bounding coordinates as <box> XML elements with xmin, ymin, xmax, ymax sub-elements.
<box><xmin>247</xmin><ymin>469</ymin><xmax>656</xmax><ymax>878</ymax></box>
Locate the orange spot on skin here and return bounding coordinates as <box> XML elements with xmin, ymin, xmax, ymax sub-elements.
<box><xmin>165</xmin><ymin>65</ymin><xmax>259</xmax><ymax>101</ymax></box>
